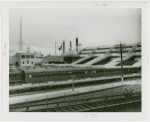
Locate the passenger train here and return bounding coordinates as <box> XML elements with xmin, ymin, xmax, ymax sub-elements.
<box><xmin>9</xmin><ymin>66</ymin><xmax>141</xmax><ymax>83</ymax></box>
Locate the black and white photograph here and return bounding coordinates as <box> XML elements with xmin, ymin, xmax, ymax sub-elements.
<box><xmin>8</xmin><ymin>6</ymin><xmax>142</xmax><ymax>112</ymax></box>
<box><xmin>1</xmin><ymin>1</ymin><xmax>149</xmax><ymax>121</ymax></box>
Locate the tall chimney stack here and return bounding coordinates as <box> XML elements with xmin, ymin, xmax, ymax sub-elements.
<box><xmin>63</xmin><ymin>41</ymin><xmax>65</xmax><ymax>54</ymax></box>
<box><xmin>76</xmin><ymin>37</ymin><xmax>78</xmax><ymax>52</ymax></box>
<box><xmin>69</xmin><ymin>41</ymin><xmax>72</xmax><ymax>53</ymax></box>
<box><xmin>19</xmin><ymin>14</ymin><xmax>23</xmax><ymax>51</ymax></box>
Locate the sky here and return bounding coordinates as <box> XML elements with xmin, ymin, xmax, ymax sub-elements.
<box><xmin>9</xmin><ymin>8</ymin><xmax>141</xmax><ymax>56</ymax></box>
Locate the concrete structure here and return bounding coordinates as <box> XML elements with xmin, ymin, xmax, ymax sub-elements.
<box><xmin>10</xmin><ymin>79</ymin><xmax>141</xmax><ymax>105</ymax></box>
<box><xmin>9</xmin><ymin>46</ymin><xmax>45</xmax><ymax>66</ymax></box>
<box><xmin>70</xmin><ymin>42</ymin><xmax>141</xmax><ymax>67</ymax></box>
<box><xmin>9</xmin><ymin>52</ymin><xmax>44</xmax><ymax>66</ymax></box>
<box><xmin>15</xmin><ymin>52</ymin><xmax>35</xmax><ymax>67</ymax></box>
<box><xmin>63</xmin><ymin>55</ymin><xmax>81</xmax><ymax>64</ymax></box>
<box><xmin>42</xmin><ymin>55</ymin><xmax>64</xmax><ymax>64</ymax></box>
<box><xmin>48</xmin><ymin>42</ymin><xmax>141</xmax><ymax>67</ymax></box>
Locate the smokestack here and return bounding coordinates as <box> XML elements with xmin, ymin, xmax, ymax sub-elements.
<box><xmin>19</xmin><ymin>14</ymin><xmax>23</xmax><ymax>51</ymax></box>
<box><xmin>70</xmin><ymin>41</ymin><xmax>72</xmax><ymax>51</ymax></box>
<box><xmin>63</xmin><ymin>41</ymin><xmax>65</xmax><ymax>54</ymax></box>
<box><xmin>76</xmin><ymin>37</ymin><xmax>78</xmax><ymax>52</ymax></box>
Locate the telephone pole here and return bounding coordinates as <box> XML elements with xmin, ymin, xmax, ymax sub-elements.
<box><xmin>120</xmin><ymin>43</ymin><xmax>123</xmax><ymax>84</ymax></box>
<box><xmin>70</xmin><ymin>41</ymin><xmax>72</xmax><ymax>54</ymax></box>
<box><xmin>55</xmin><ymin>42</ymin><xmax>56</xmax><ymax>56</ymax></box>
<box><xmin>19</xmin><ymin>14</ymin><xmax>23</xmax><ymax>51</ymax></box>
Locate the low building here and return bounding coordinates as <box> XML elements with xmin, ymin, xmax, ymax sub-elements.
<box><xmin>18</xmin><ymin>52</ymin><xmax>35</xmax><ymax>67</ymax></box>
<box><xmin>42</xmin><ymin>55</ymin><xmax>64</xmax><ymax>64</ymax></box>
<box><xmin>63</xmin><ymin>55</ymin><xmax>81</xmax><ymax>64</ymax></box>
<box><xmin>9</xmin><ymin>52</ymin><xmax>35</xmax><ymax>67</ymax></box>
<box><xmin>9</xmin><ymin>46</ymin><xmax>45</xmax><ymax>67</ymax></box>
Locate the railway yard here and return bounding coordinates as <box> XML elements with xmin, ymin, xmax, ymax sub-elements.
<box><xmin>9</xmin><ymin>65</ymin><xmax>141</xmax><ymax>112</ymax></box>
<box><xmin>9</xmin><ymin>40</ymin><xmax>142</xmax><ymax>112</ymax></box>
<box><xmin>7</xmin><ymin>7</ymin><xmax>143</xmax><ymax>114</ymax></box>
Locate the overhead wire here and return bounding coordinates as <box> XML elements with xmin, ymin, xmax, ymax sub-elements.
<box><xmin>9</xmin><ymin>34</ymin><xmax>77</xmax><ymax>55</ymax></box>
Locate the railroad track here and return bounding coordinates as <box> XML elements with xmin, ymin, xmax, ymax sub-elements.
<box><xmin>9</xmin><ymin>93</ymin><xmax>141</xmax><ymax>112</ymax></box>
<box><xmin>9</xmin><ymin>83</ymin><xmax>104</xmax><ymax>97</ymax></box>
<box><xmin>9</xmin><ymin>76</ymin><xmax>141</xmax><ymax>95</ymax></box>
<box><xmin>34</xmin><ymin>96</ymin><xmax>141</xmax><ymax>112</ymax></box>
<box><xmin>9</xmin><ymin>86</ymin><xmax>126</xmax><ymax>108</ymax></box>
<box><xmin>9</xmin><ymin>80</ymin><xmax>124</xmax><ymax>97</ymax></box>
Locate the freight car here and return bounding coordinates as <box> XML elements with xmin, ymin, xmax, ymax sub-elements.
<box><xmin>10</xmin><ymin>66</ymin><xmax>141</xmax><ymax>83</ymax></box>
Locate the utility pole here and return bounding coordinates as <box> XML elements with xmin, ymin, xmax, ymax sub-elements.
<box><xmin>76</xmin><ymin>37</ymin><xmax>78</xmax><ymax>52</ymax></box>
<box><xmin>72</xmin><ymin>77</ymin><xmax>74</xmax><ymax>91</ymax></box>
<box><xmin>63</xmin><ymin>41</ymin><xmax>65</xmax><ymax>54</ymax></box>
<box><xmin>120</xmin><ymin>43</ymin><xmax>123</xmax><ymax>84</ymax></box>
<box><xmin>72</xmin><ymin>75</ymin><xmax>76</xmax><ymax>91</ymax></box>
<box><xmin>19</xmin><ymin>14</ymin><xmax>23</xmax><ymax>51</ymax></box>
<box><xmin>55</xmin><ymin>42</ymin><xmax>56</xmax><ymax>56</ymax></box>
<box><xmin>70</xmin><ymin>41</ymin><xmax>72</xmax><ymax>55</ymax></box>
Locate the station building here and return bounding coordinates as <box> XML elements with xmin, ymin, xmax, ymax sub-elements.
<box><xmin>9</xmin><ymin>52</ymin><xmax>35</xmax><ymax>67</ymax></box>
<box><xmin>9</xmin><ymin>47</ymin><xmax>44</xmax><ymax>67</ymax></box>
<box><xmin>17</xmin><ymin>52</ymin><xmax>35</xmax><ymax>67</ymax></box>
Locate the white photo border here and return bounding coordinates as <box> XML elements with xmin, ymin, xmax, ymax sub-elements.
<box><xmin>1</xmin><ymin>1</ymin><xmax>149</xmax><ymax>121</ymax></box>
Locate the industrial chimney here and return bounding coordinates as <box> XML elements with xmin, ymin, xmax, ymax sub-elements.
<box><xmin>63</xmin><ymin>41</ymin><xmax>65</xmax><ymax>54</ymax></box>
<box><xmin>19</xmin><ymin>14</ymin><xmax>23</xmax><ymax>51</ymax></box>
<box><xmin>70</xmin><ymin>41</ymin><xmax>72</xmax><ymax>51</ymax></box>
<box><xmin>76</xmin><ymin>37</ymin><xmax>78</xmax><ymax>52</ymax></box>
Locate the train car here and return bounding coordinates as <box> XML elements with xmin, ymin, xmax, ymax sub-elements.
<box><xmin>9</xmin><ymin>66</ymin><xmax>49</xmax><ymax>83</ymax></box>
<box><xmin>9</xmin><ymin>69</ymin><xmax>21</xmax><ymax>83</ymax></box>
<box><xmin>21</xmin><ymin>67</ymin><xmax>92</xmax><ymax>83</ymax></box>
<box><xmin>91</xmin><ymin>66</ymin><xmax>141</xmax><ymax>78</ymax></box>
<box><xmin>12</xmin><ymin>65</ymin><xmax>141</xmax><ymax>83</ymax></box>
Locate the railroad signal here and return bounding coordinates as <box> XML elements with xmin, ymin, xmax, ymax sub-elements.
<box><xmin>55</xmin><ymin>42</ymin><xmax>56</xmax><ymax>56</ymax></box>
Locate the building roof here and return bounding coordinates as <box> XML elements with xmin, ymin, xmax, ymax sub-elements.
<box><xmin>16</xmin><ymin>52</ymin><xmax>34</xmax><ymax>54</ymax></box>
<box><xmin>21</xmin><ymin>66</ymin><xmax>92</xmax><ymax>73</ymax></box>
<box><xmin>42</xmin><ymin>55</ymin><xmax>64</xmax><ymax>63</ymax></box>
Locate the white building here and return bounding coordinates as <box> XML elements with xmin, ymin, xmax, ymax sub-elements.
<box><xmin>9</xmin><ymin>47</ymin><xmax>44</xmax><ymax>67</ymax></box>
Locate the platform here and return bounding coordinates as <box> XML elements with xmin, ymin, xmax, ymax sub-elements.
<box><xmin>9</xmin><ymin>79</ymin><xmax>141</xmax><ymax>105</ymax></box>
<box><xmin>9</xmin><ymin>74</ymin><xmax>141</xmax><ymax>91</ymax></box>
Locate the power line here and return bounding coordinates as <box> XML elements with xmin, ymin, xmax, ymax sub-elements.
<box><xmin>10</xmin><ymin>42</ymin><xmax>76</xmax><ymax>50</ymax></box>
<box><xmin>10</xmin><ymin>34</ymin><xmax>77</xmax><ymax>55</ymax></box>
<box><xmin>10</xmin><ymin>42</ymin><xmax>75</xmax><ymax>49</ymax></box>
<box><xmin>10</xmin><ymin>35</ymin><xmax>64</xmax><ymax>42</ymax></box>
<box><xmin>10</xmin><ymin>37</ymin><xmax>62</xmax><ymax>45</ymax></box>
<box><xmin>10</xmin><ymin>42</ymin><xmax>56</xmax><ymax>48</ymax></box>
<box><xmin>10</xmin><ymin>36</ymin><xmax>76</xmax><ymax>48</ymax></box>
<box><xmin>10</xmin><ymin>37</ymin><xmax>76</xmax><ymax>47</ymax></box>
<box><xmin>10</xmin><ymin>35</ymin><xmax>76</xmax><ymax>44</ymax></box>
